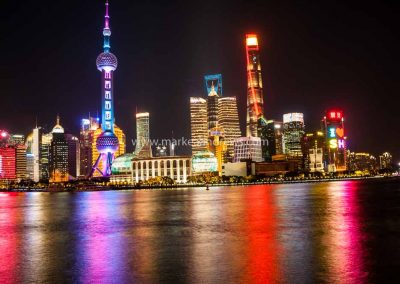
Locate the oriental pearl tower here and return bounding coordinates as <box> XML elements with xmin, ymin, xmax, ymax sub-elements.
<box><xmin>90</xmin><ymin>0</ymin><xmax>119</xmax><ymax>177</ymax></box>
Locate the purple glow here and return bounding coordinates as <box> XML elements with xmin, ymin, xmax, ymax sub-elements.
<box><xmin>105</xmin><ymin>1</ymin><xmax>110</xmax><ymax>29</ymax></box>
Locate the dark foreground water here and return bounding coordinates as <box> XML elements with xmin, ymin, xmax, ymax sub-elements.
<box><xmin>1</xmin><ymin>179</ymin><xmax>399</xmax><ymax>283</ymax></box>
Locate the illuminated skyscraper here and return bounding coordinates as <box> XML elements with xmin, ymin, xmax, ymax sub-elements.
<box><xmin>135</xmin><ymin>112</ymin><xmax>152</xmax><ymax>158</ymax></box>
<box><xmin>190</xmin><ymin>97</ymin><xmax>208</xmax><ymax>155</ymax></box>
<box><xmin>322</xmin><ymin>109</ymin><xmax>346</xmax><ymax>172</ymax></box>
<box><xmin>66</xmin><ymin>134</ymin><xmax>80</xmax><ymax>178</ymax></box>
<box><xmin>218</xmin><ymin>97</ymin><xmax>241</xmax><ymax>161</ymax></box>
<box><xmin>207</xmin><ymin>84</ymin><xmax>219</xmax><ymax>130</ymax></box>
<box><xmin>15</xmin><ymin>144</ymin><xmax>27</xmax><ymax>179</ymax></box>
<box><xmin>32</xmin><ymin>127</ymin><xmax>42</xmax><ymax>182</ymax></box>
<box><xmin>80</xmin><ymin>117</ymin><xmax>100</xmax><ymax>176</ymax></box>
<box><xmin>49</xmin><ymin>117</ymin><xmax>68</xmax><ymax>182</ymax></box>
<box><xmin>0</xmin><ymin>147</ymin><xmax>16</xmax><ymax>180</ymax></box>
<box><xmin>283</xmin><ymin>113</ymin><xmax>305</xmax><ymax>158</ymax></box>
<box><xmin>246</xmin><ymin>34</ymin><xmax>264</xmax><ymax>137</ymax></box>
<box><xmin>258</xmin><ymin>119</ymin><xmax>283</xmax><ymax>161</ymax></box>
<box><xmin>302</xmin><ymin>131</ymin><xmax>325</xmax><ymax>173</ymax></box>
<box><xmin>91</xmin><ymin>0</ymin><xmax>120</xmax><ymax>177</ymax></box>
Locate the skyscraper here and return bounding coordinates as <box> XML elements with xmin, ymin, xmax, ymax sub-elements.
<box><xmin>32</xmin><ymin>127</ymin><xmax>42</xmax><ymax>182</ymax></box>
<box><xmin>246</xmin><ymin>34</ymin><xmax>264</xmax><ymax>137</ymax></box>
<box><xmin>302</xmin><ymin>131</ymin><xmax>325</xmax><ymax>173</ymax></box>
<box><xmin>190</xmin><ymin>97</ymin><xmax>208</xmax><ymax>155</ymax></box>
<box><xmin>218</xmin><ymin>97</ymin><xmax>241</xmax><ymax>161</ymax></box>
<box><xmin>207</xmin><ymin>84</ymin><xmax>219</xmax><ymax>130</ymax></box>
<box><xmin>258</xmin><ymin>119</ymin><xmax>283</xmax><ymax>161</ymax></box>
<box><xmin>322</xmin><ymin>109</ymin><xmax>346</xmax><ymax>172</ymax></box>
<box><xmin>49</xmin><ymin>117</ymin><xmax>68</xmax><ymax>182</ymax></box>
<box><xmin>135</xmin><ymin>112</ymin><xmax>152</xmax><ymax>158</ymax></box>
<box><xmin>66</xmin><ymin>134</ymin><xmax>80</xmax><ymax>178</ymax></box>
<box><xmin>80</xmin><ymin>117</ymin><xmax>100</xmax><ymax>177</ymax></box>
<box><xmin>0</xmin><ymin>147</ymin><xmax>16</xmax><ymax>180</ymax></box>
<box><xmin>283</xmin><ymin>113</ymin><xmax>305</xmax><ymax>158</ymax></box>
<box><xmin>91</xmin><ymin>0</ymin><xmax>120</xmax><ymax>177</ymax></box>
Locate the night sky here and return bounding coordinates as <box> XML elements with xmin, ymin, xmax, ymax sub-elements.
<box><xmin>1</xmin><ymin>0</ymin><xmax>398</xmax><ymax>160</ymax></box>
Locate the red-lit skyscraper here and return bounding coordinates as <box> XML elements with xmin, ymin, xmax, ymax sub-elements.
<box><xmin>0</xmin><ymin>147</ymin><xmax>16</xmax><ymax>180</ymax></box>
<box><xmin>322</xmin><ymin>109</ymin><xmax>347</xmax><ymax>172</ymax></box>
<box><xmin>246</xmin><ymin>34</ymin><xmax>264</xmax><ymax>137</ymax></box>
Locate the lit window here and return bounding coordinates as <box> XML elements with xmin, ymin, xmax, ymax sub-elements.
<box><xmin>105</xmin><ymin>111</ymin><xmax>112</xmax><ymax>120</ymax></box>
<box><xmin>105</xmin><ymin>81</ymin><xmax>111</xmax><ymax>89</ymax></box>
<box><xmin>105</xmin><ymin>91</ymin><xmax>111</xmax><ymax>100</ymax></box>
<box><xmin>105</xmin><ymin>101</ymin><xmax>111</xmax><ymax>110</ymax></box>
<box><xmin>105</xmin><ymin>71</ymin><xmax>111</xmax><ymax>79</ymax></box>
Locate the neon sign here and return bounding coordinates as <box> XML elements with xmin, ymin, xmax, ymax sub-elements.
<box><xmin>327</xmin><ymin>110</ymin><xmax>343</xmax><ymax>122</ymax></box>
<box><xmin>329</xmin><ymin>139</ymin><xmax>338</xmax><ymax>149</ymax></box>
<box><xmin>328</xmin><ymin>127</ymin><xmax>336</xmax><ymax>138</ymax></box>
<box><xmin>336</xmin><ymin>127</ymin><xmax>344</xmax><ymax>138</ymax></box>
<box><xmin>338</xmin><ymin>139</ymin><xmax>345</xmax><ymax>149</ymax></box>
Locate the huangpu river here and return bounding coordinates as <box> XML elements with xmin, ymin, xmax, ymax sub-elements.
<box><xmin>1</xmin><ymin>179</ymin><xmax>399</xmax><ymax>283</ymax></box>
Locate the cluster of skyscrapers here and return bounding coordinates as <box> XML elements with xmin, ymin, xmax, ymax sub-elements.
<box><xmin>0</xmin><ymin>2</ymin><xmax>396</xmax><ymax>185</ymax></box>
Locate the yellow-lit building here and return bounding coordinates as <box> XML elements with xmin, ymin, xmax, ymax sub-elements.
<box><xmin>208</xmin><ymin>127</ymin><xmax>226</xmax><ymax>175</ymax></box>
<box><xmin>91</xmin><ymin>124</ymin><xmax>126</xmax><ymax>176</ymax></box>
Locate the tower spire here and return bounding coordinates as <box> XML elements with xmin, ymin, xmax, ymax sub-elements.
<box><xmin>103</xmin><ymin>0</ymin><xmax>111</xmax><ymax>52</ymax></box>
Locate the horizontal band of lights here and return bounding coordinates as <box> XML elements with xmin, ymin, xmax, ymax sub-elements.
<box><xmin>283</xmin><ymin>113</ymin><xmax>304</xmax><ymax>124</ymax></box>
<box><xmin>136</xmin><ymin>112</ymin><xmax>150</xmax><ymax>118</ymax></box>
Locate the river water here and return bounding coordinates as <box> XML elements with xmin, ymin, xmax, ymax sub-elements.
<box><xmin>0</xmin><ymin>179</ymin><xmax>399</xmax><ymax>283</ymax></box>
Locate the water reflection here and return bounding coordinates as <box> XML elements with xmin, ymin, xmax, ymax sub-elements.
<box><xmin>74</xmin><ymin>192</ymin><xmax>126</xmax><ymax>283</ymax></box>
<box><xmin>324</xmin><ymin>181</ymin><xmax>369</xmax><ymax>283</ymax></box>
<box><xmin>0</xmin><ymin>193</ymin><xmax>22</xmax><ymax>283</ymax></box>
<box><xmin>0</xmin><ymin>180</ymin><xmax>398</xmax><ymax>282</ymax></box>
<box><xmin>243</xmin><ymin>186</ymin><xmax>281</xmax><ymax>283</ymax></box>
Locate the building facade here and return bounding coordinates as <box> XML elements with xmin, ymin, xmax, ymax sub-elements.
<box><xmin>258</xmin><ymin>119</ymin><xmax>283</xmax><ymax>161</ymax></box>
<box><xmin>283</xmin><ymin>113</ymin><xmax>305</xmax><ymax>159</ymax></box>
<box><xmin>135</xmin><ymin>112</ymin><xmax>152</xmax><ymax>158</ymax></box>
<box><xmin>190</xmin><ymin>97</ymin><xmax>208</xmax><ymax>155</ymax></box>
<box><xmin>233</xmin><ymin>137</ymin><xmax>263</xmax><ymax>162</ymax></box>
<box><xmin>302</xmin><ymin>131</ymin><xmax>325</xmax><ymax>173</ymax></box>
<box><xmin>0</xmin><ymin>147</ymin><xmax>16</xmax><ymax>180</ymax></box>
<box><xmin>79</xmin><ymin>117</ymin><xmax>100</xmax><ymax>177</ymax></box>
<box><xmin>218</xmin><ymin>97</ymin><xmax>241</xmax><ymax>162</ymax></box>
<box><xmin>322</xmin><ymin>109</ymin><xmax>347</xmax><ymax>172</ymax></box>
<box><xmin>111</xmin><ymin>155</ymin><xmax>192</xmax><ymax>183</ymax></box>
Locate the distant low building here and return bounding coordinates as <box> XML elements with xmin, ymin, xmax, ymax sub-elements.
<box><xmin>255</xmin><ymin>161</ymin><xmax>300</xmax><ymax>176</ymax></box>
<box><xmin>222</xmin><ymin>161</ymin><xmax>252</xmax><ymax>177</ymax></box>
<box><xmin>111</xmin><ymin>154</ymin><xmax>192</xmax><ymax>183</ymax></box>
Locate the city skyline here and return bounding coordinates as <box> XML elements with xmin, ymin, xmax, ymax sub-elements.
<box><xmin>0</xmin><ymin>0</ymin><xmax>398</xmax><ymax>160</ymax></box>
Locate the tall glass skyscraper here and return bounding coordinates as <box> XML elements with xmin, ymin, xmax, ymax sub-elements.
<box><xmin>218</xmin><ymin>97</ymin><xmax>241</xmax><ymax>161</ymax></box>
<box><xmin>135</xmin><ymin>112</ymin><xmax>152</xmax><ymax>158</ymax></box>
<box><xmin>283</xmin><ymin>113</ymin><xmax>305</xmax><ymax>159</ymax></box>
<box><xmin>246</xmin><ymin>34</ymin><xmax>264</xmax><ymax>137</ymax></box>
<box><xmin>190</xmin><ymin>97</ymin><xmax>208</xmax><ymax>155</ymax></box>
